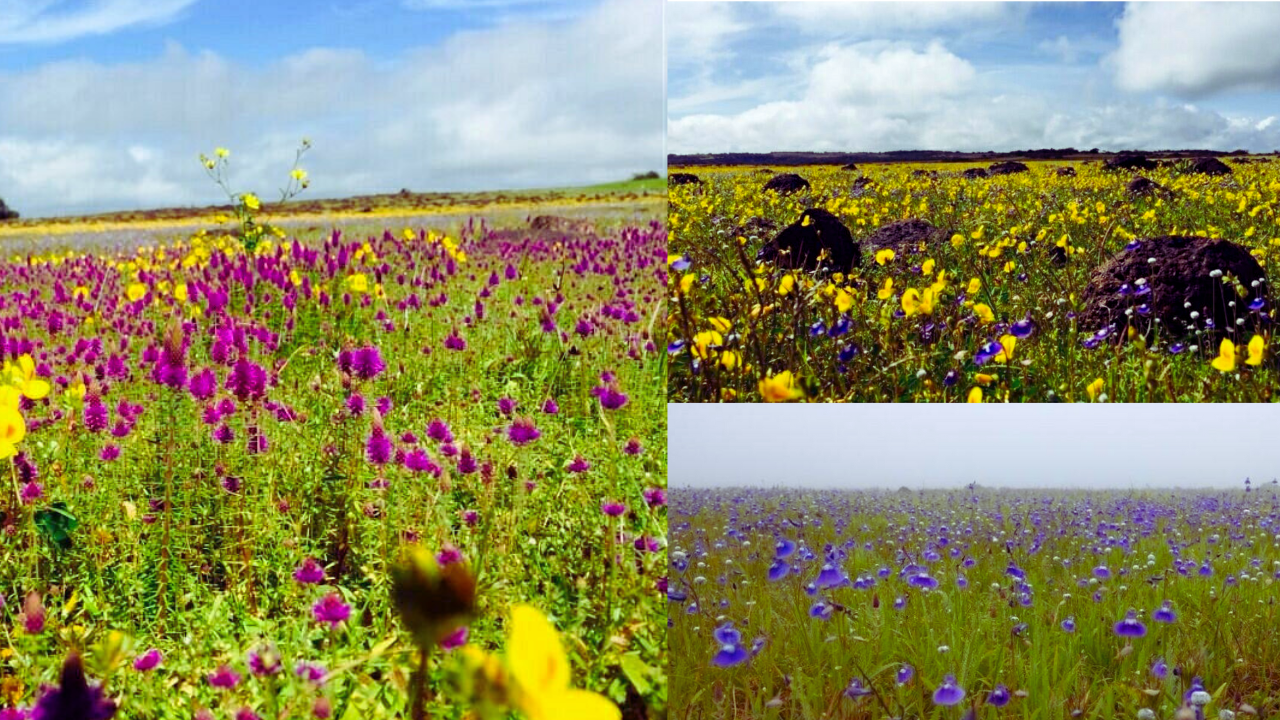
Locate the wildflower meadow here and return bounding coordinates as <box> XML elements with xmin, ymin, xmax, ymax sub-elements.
<box><xmin>669</xmin><ymin>484</ymin><xmax>1280</xmax><ymax>720</ymax></box>
<box><xmin>667</xmin><ymin>159</ymin><xmax>1280</xmax><ymax>402</ymax></box>
<box><xmin>0</xmin><ymin>149</ymin><xmax>668</xmax><ymax>719</ymax></box>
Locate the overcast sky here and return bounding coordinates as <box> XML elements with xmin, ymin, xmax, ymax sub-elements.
<box><xmin>0</xmin><ymin>0</ymin><xmax>662</xmax><ymax>217</ymax></box>
<box><xmin>670</xmin><ymin>404</ymin><xmax>1280</xmax><ymax>489</ymax></box>
<box><xmin>668</xmin><ymin>2</ymin><xmax>1280</xmax><ymax>154</ymax></box>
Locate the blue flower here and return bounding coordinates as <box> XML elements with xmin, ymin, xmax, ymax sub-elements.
<box><xmin>1153</xmin><ymin>601</ymin><xmax>1176</xmax><ymax>623</ymax></box>
<box><xmin>1114</xmin><ymin>610</ymin><xmax>1147</xmax><ymax>638</ymax></box>
<box><xmin>987</xmin><ymin>684</ymin><xmax>1011</xmax><ymax>707</ymax></box>
<box><xmin>671</xmin><ymin>255</ymin><xmax>692</xmax><ymax>272</ymax></box>
<box><xmin>1061</xmin><ymin>615</ymin><xmax>1076</xmax><ymax>633</ymax></box>
<box><xmin>933</xmin><ymin>674</ymin><xmax>965</xmax><ymax>706</ymax></box>
<box><xmin>896</xmin><ymin>664</ymin><xmax>915</xmax><ymax>686</ymax></box>
<box><xmin>768</xmin><ymin>560</ymin><xmax>789</xmax><ymax>582</ymax></box>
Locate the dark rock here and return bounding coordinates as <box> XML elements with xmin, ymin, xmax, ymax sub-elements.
<box><xmin>988</xmin><ymin>161</ymin><xmax>1029</xmax><ymax>176</ymax></box>
<box><xmin>0</xmin><ymin>198</ymin><xmax>17</xmax><ymax>221</ymax></box>
<box><xmin>762</xmin><ymin>173</ymin><xmax>810</xmax><ymax>195</ymax></box>
<box><xmin>1055</xmin><ymin>166</ymin><xmax>1076</xmax><ymax>177</ymax></box>
<box><xmin>961</xmin><ymin>167</ymin><xmax>989</xmax><ymax>179</ymax></box>
<box><xmin>1104</xmin><ymin>154</ymin><xmax>1157</xmax><ymax>172</ymax></box>
<box><xmin>668</xmin><ymin>173</ymin><xmax>703</xmax><ymax>187</ymax></box>
<box><xmin>841</xmin><ymin>163</ymin><xmax>859</xmax><ymax>171</ymax></box>
<box><xmin>757</xmin><ymin>208</ymin><xmax>859</xmax><ymax>273</ymax></box>
<box><xmin>1078</xmin><ymin>235</ymin><xmax>1269</xmax><ymax>341</ymax></box>
<box><xmin>850</xmin><ymin>176</ymin><xmax>875</xmax><ymax>196</ymax></box>
<box><xmin>1187</xmin><ymin>157</ymin><xmax>1232</xmax><ymax>176</ymax></box>
<box><xmin>735</xmin><ymin>216</ymin><xmax>777</xmax><ymax>239</ymax></box>
<box><xmin>1126</xmin><ymin>176</ymin><xmax>1170</xmax><ymax>197</ymax></box>
<box><xmin>529</xmin><ymin>215</ymin><xmax>593</xmax><ymax>234</ymax></box>
<box><xmin>863</xmin><ymin>218</ymin><xmax>944</xmax><ymax>255</ymax></box>
<box><xmin>912</xmin><ymin>169</ymin><xmax>938</xmax><ymax>178</ymax></box>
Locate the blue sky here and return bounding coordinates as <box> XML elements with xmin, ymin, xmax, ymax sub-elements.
<box><xmin>668</xmin><ymin>2</ymin><xmax>1280</xmax><ymax>154</ymax></box>
<box><xmin>0</xmin><ymin>0</ymin><xmax>661</xmax><ymax>217</ymax></box>
<box><xmin>670</xmin><ymin>404</ymin><xmax>1280</xmax><ymax>489</ymax></box>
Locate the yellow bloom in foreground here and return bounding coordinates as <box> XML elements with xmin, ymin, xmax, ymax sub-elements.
<box><xmin>692</xmin><ymin>331</ymin><xmax>722</xmax><ymax>360</ymax></box>
<box><xmin>6</xmin><ymin>355</ymin><xmax>50</xmax><ymax>400</ymax></box>
<box><xmin>877</xmin><ymin>278</ymin><xmax>894</xmax><ymax>300</ymax></box>
<box><xmin>921</xmin><ymin>258</ymin><xmax>935</xmax><ymax>276</ymax></box>
<box><xmin>973</xmin><ymin>303</ymin><xmax>994</xmax><ymax>324</ymax></box>
<box><xmin>777</xmin><ymin>274</ymin><xmax>796</xmax><ymax>296</ymax></box>
<box><xmin>1246</xmin><ymin>334</ymin><xmax>1265</xmax><ymax>366</ymax></box>
<box><xmin>875</xmin><ymin>248</ymin><xmax>895</xmax><ymax>266</ymax></box>
<box><xmin>967</xmin><ymin>387</ymin><xmax>982</xmax><ymax>403</ymax></box>
<box><xmin>967</xmin><ymin>277</ymin><xmax>981</xmax><ymax>295</ymax></box>
<box><xmin>0</xmin><ymin>403</ymin><xmax>25</xmax><ymax>459</ymax></box>
<box><xmin>125</xmin><ymin>282</ymin><xmax>147</xmax><ymax>302</ymax></box>
<box><xmin>995</xmin><ymin>335</ymin><xmax>1016</xmax><ymax>363</ymax></box>
<box><xmin>1211</xmin><ymin>338</ymin><xmax>1236</xmax><ymax>372</ymax></box>
<box><xmin>1086</xmin><ymin>377</ymin><xmax>1104</xmax><ymax>401</ymax></box>
<box><xmin>707</xmin><ymin>317</ymin><xmax>732</xmax><ymax>333</ymax></box>
<box><xmin>242</xmin><ymin>193</ymin><xmax>261</xmax><ymax>211</ymax></box>
<box><xmin>759</xmin><ymin>371</ymin><xmax>803</xmax><ymax>402</ymax></box>
<box><xmin>834</xmin><ymin>288</ymin><xmax>854</xmax><ymax>313</ymax></box>
<box><xmin>901</xmin><ymin>288</ymin><xmax>935</xmax><ymax>316</ymax></box>
<box><xmin>508</xmin><ymin>605</ymin><xmax>620</xmax><ymax>720</ymax></box>
<box><xmin>345</xmin><ymin>273</ymin><xmax>369</xmax><ymax>294</ymax></box>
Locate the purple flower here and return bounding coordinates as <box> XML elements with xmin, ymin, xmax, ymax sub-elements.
<box><xmin>1151</xmin><ymin>657</ymin><xmax>1168</xmax><ymax>680</ymax></box>
<box><xmin>592</xmin><ymin>383</ymin><xmax>629</xmax><ymax>410</ymax></box>
<box><xmin>497</xmin><ymin>397</ymin><xmax>517</xmax><ymax>416</ymax></box>
<box><xmin>932</xmin><ymin>674</ymin><xmax>965</xmax><ymax>706</ymax></box>
<box><xmin>20</xmin><ymin>481</ymin><xmax>43</xmax><ymax>505</ymax></box>
<box><xmin>710</xmin><ymin>624</ymin><xmax>749</xmax><ymax>667</ymax></box>
<box><xmin>248</xmin><ymin>647</ymin><xmax>282</xmax><ymax>677</ymax></box>
<box><xmin>312</xmin><ymin>592</ymin><xmax>351</xmax><ymax>628</ymax></box>
<box><xmin>207</xmin><ymin>665</ymin><xmax>241</xmax><ymax>689</ymax></box>
<box><xmin>294</xmin><ymin>558</ymin><xmax>326</xmax><ymax>585</ymax></box>
<box><xmin>188</xmin><ymin>368</ymin><xmax>217</xmax><ymax>401</ymax></box>
<box><xmin>427</xmin><ymin>418</ymin><xmax>454</xmax><ymax>443</ymax></box>
<box><xmin>440</xmin><ymin>626</ymin><xmax>468</xmax><ymax>651</ymax></box>
<box><xmin>1061</xmin><ymin>615</ymin><xmax>1076</xmax><ymax>633</ymax></box>
<box><xmin>225</xmin><ymin>358</ymin><xmax>267</xmax><ymax>402</ymax></box>
<box><xmin>843</xmin><ymin>678</ymin><xmax>872</xmax><ymax>699</ymax></box>
<box><xmin>896</xmin><ymin>664</ymin><xmax>915</xmax><ymax>686</ymax></box>
<box><xmin>366</xmin><ymin>426</ymin><xmax>393</xmax><ymax>466</ymax></box>
<box><xmin>1114</xmin><ymin>610</ymin><xmax>1147</xmax><ymax>638</ymax></box>
<box><xmin>507</xmin><ymin>417</ymin><xmax>541</xmax><ymax>445</ymax></box>
<box><xmin>32</xmin><ymin>654</ymin><xmax>117</xmax><ymax>720</ymax></box>
<box><xmin>295</xmin><ymin>662</ymin><xmax>327</xmax><ymax>685</ymax></box>
<box><xmin>351</xmin><ymin>346</ymin><xmax>385</xmax><ymax>381</ymax></box>
<box><xmin>908</xmin><ymin>572</ymin><xmax>939</xmax><ymax>590</ymax></box>
<box><xmin>567</xmin><ymin>455</ymin><xmax>591</xmax><ymax>473</ymax></box>
<box><xmin>1153</xmin><ymin>601</ymin><xmax>1176</xmax><ymax>623</ymax></box>
<box><xmin>133</xmin><ymin>649</ymin><xmax>162</xmax><ymax>672</ymax></box>
<box><xmin>601</xmin><ymin>501</ymin><xmax>626</xmax><ymax>518</ymax></box>
<box><xmin>987</xmin><ymin>684</ymin><xmax>1010</xmax><ymax>707</ymax></box>
<box><xmin>83</xmin><ymin>399</ymin><xmax>109</xmax><ymax>433</ymax></box>
<box><xmin>541</xmin><ymin>398</ymin><xmax>559</xmax><ymax>414</ymax></box>
<box><xmin>624</xmin><ymin>437</ymin><xmax>643</xmax><ymax>455</ymax></box>
<box><xmin>98</xmin><ymin>445</ymin><xmax>120</xmax><ymax>462</ymax></box>
<box><xmin>643</xmin><ymin>487</ymin><xmax>667</xmax><ymax>507</ymax></box>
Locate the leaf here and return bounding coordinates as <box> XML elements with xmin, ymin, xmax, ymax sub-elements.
<box><xmin>619</xmin><ymin>653</ymin><xmax>651</xmax><ymax>695</ymax></box>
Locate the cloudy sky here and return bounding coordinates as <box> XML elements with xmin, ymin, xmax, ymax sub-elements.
<box><xmin>0</xmin><ymin>0</ymin><xmax>662</xmax><ymax>217</ymax></box>
<box><xmin>668</xmin><ymin>2</ymin><xmax>1280</xmax><ymax>155</ymax></box>
<box><xmin>670</xmin><ymin>404</ymin><xmax>1280</xmax><ymax>489</ymax></box>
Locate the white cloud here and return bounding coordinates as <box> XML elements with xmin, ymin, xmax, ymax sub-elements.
<box><xmin>1113</xmin><ymin>2</ymin><xmax>1280</xmax><ymax>97</ymax></box>
<box><xmin>0</xmin><ymin>0</ymin><xmax>196</xmax><ymax>44</ymax></box>
<box><xmin>665</xmin><ymin>2</ymin><xmax>747</xmax><ymax>68</ymax></box>
<box><xmin>0</xmin><ymin>0</ymin><xmax>662</xmax><ymax>217</ymax></box>
<box><xmin>1037</xmin><ymin>35</ymin><xmax>1077</xmax><ymax>64</ymax></box>
<box><xmin>668</xmin><ymin>39</ymin><xmax>1280</xmax><ymax>155</ymax></box>
<box><xmin>771</xmin><ymin>1</ymin><xmax>1016</xmax><ymax>32</ymax></box>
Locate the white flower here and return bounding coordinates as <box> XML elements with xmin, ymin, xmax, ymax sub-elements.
<box><xmin>1210</xmin><ymin>269</ymin><xmax>1223</xmax><ymax>278</ymax></box>
<box><xmin>1192</xmin><ymin>690</ymin><xmax>1212</xmax><ymax>706</ymax></box>
<box><xmin>1137</xmin><ymin>709</ymin><xmax>1155</xmax><ymax>720</ymax></box>
<box><xmin>937</xmin><ymin>645</ymin><xmax>950</xmax><ymax>653</ymax></box>
<box><xmin>1220</xmin><ymin>710</ymin><xmax>1236</xmax><ymax>720</ymax></box>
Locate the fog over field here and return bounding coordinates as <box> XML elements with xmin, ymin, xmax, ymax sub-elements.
<box><xmin>670</xmin><ymin>404</ymin><xmax>1280</xmax><ymax>489</ymax></box>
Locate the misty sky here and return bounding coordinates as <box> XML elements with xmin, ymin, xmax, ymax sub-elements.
<box><xmin>668</xmin><ymin>2</ymin><xmax>1280</xmax><ymax>154</ymax></box>
<box><xmin>669</xmin><ymin>404</ymin><xmax>1280</xmax><ymax>489</ymax></box>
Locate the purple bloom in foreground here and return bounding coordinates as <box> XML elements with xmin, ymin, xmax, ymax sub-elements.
<box><xmin>1151</xmin><ymin>657</ymin><xmax>1168</xmax><ymax>680</ymax></box>
<box><xmin>294</xmin><ymin>558</ymin><xmax>326</xmax><ymax>585</ymax></box>
<box><xmin>1153</xmin><ymin>601</ymin><xmax>1176</xmax><ymax>623</ymax></box>
<box><xmin>601</xmin><ymin>501</ymin><xmax>626</xmax><ymax>518</ymax></box>
<box><xmin>207</xmin><ymin>665</ymin><xmax>240</xmax><ymax>689</ymax></box>
<box><xmin>987</xmin><ymin>684</ymin><xmax>1011</xmax><ymax>707</ymax></box>
<box><xmin>312</xmin><ymin>593</ymin><xmax>351</xmax><ymax>629</ymax></box>
<box><xmin>32</xmin><ymin>654</ymin><xmax>116</xmax><ymax>720</ymax></box>
<box><xmin>933</xmin><ymin>674</ymin><xmax>965</xmax><ymax>706</ymax></box>
<box><xmin>896</xmin><ymin>664</ymin><xmax>915</xmax><ymax>686</ymax></box>
<box><xmin>507</xmin><ymin>417</ymin><xmax>541</xmax><ymax>445</ymax></box>
<box><xmin>1114</xmin><ymin>610</ymin><xmax>1147</xmax><ymax>638</ymax></box>
<box><xmin>132</xmin><ymin>649</ymin><xmax>162</xmax><ymax>672</ymax></box>
<box><xmin>1061</xmin><ymin>615</ymin><xmax>1076</xmax><ymax>633</ymax></box>
<box><xmin>440</xmin><ymin>626</ymin><xmax>468</xmax><ymax>651</ymax></box>
<box><xmin>843</xmin><ymin>678</ymin><xmax>872</xmax><ymax>699</ymax></box>
<box><xmin>710</xmin><ymin>623</ymin><xmax>749</xmax><ymax>668</ymax></box>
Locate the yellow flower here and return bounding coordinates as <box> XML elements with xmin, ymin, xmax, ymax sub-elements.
<box><xmin>875</xmin><ymin>248</ymin><xmax>895</xmax><ymax>266</ymax></box>
<box><xmin>1211</xmin><ymin>338</ymin><xmax>1236</xmax><ymax>372</ymax></box>
<box><xmin>291</xmin><ymin>168</ymin><xmax>308</xmax><ymax>182</ymax></box>
<box><xmin>508</xmin><ymin>605</ymin><xmax>620</xmax><ymax>720</ymax></box>
<box><xmin>707</xmin><ymin>317</ymin><xmax>732</xmax><ymax>333</ymax></box>
<box><xmin>720</xmin><ymin>351</ymin><xmax>741</xmax><ymax>370</ymax></box>
<box><xmin>967</xmin><ymin>277</ymin><xmax>981</xmax><ymax>295</ymax></box>
<box><xmin>345</xmin><ymin>273</ymin><xmax>369</xmax><ymax>294</ymax></box>
<box><xmin>173</xmin><ymin>283</ymin><xmax>188</xmax><ymax>303</ymax></box>
<box><xmin>967</xmin><ymin>387</ymin><xmax>982</xmax><ymax>403</ymax></box>
<box><xmin>5</xmin><ymin>355</ymin><xmax>50</xmax><ymax>400</ymax></box>
<box><xmin>975</xmin><ymin>373</ymin><xmax>996</xmax><ymax>386</ymax></box>
<box><xmin>877</xmin><ymin>278</ymin><xmax>894</xmax><ymax>300</ymax></box>
<box><xmin>1086</xmin><ymin>377</ymin><xmax>1104</xmax><ymax>401</ymax></box>
<box><xmin>950</xmin><ymin>233</ymin><xmax>965</xmax><ymax>249</ymax></box>
<box><xmin>921</xmin><ymin>258</ymin><xmax>935</xmax><ymax>276</ymax></box>
<box><xmin>125</xmin><ymin>282</ymin><xmax>147</xmax><ymax>302</ymax></box>
<box><xmin>759</xmin><ymin>371</ymin><xmax>803</xmax><ymax>402</ymax></box>
<box><xmin>692</xmin><ymin>331</ymin><xmax>722</xmax><ymax>360</ymax></box>
<box><xmin>0</xmin><ymin>403</ymin><xmax>25</xmax><ymax>459</ymax></box>
<box><xmin>995</xmin><ymin>334</ymin><xmax>1016</xmax><ymax>363</ymax></box>
<box><xmin>679</xmin><ymin>274</ymin><xmax>695</xmax><ymax>294</ymax></box>
<box><xmin>901</xmin><ymin>287</ymin><xmax>935</xmax><ymax>316</ymax></box>
<box><xmin>834</xmin><ymin>288</ymin><xmax>854</xmax><ymax>313</ymax></box>
<box><xmin>214</xmin><ymin>147</ymin><xmax>230</xmax><ymax>158</ymax></box>
<box><xmin>1246</xmin><ymin>334</ymin><xmax>1265</xmax><ymax>366</ymax></box>
<box><xmin>242</xmin><ymin>193</ymin><xmax>261</xmax><ymax>211</ymax></box>
<box><xmin>970</xmin><ymin>226</ymin><xmax>985</xmax><ymax>240</ymax></box>
<box><xmin>973</xmin><ymin>303</ymin><xmax>994</xmax><ymax>324</ymax></box>
<box><xmin>777</xmin><ymin>274</ymin><xmax>796</xmax><ymax>296</ymax></box>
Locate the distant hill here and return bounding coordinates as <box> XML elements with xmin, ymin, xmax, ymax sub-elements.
<box><xmin>667</xmin><ymin>148</ymin><xmax>1269</xmax><ymax>167</ymax></box>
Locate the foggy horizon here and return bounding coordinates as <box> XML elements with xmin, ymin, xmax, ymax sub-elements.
<box><xmin>670</xmin><ymin>404</ymin><xmax>1280</xmax><ymax>490</ymax></box>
